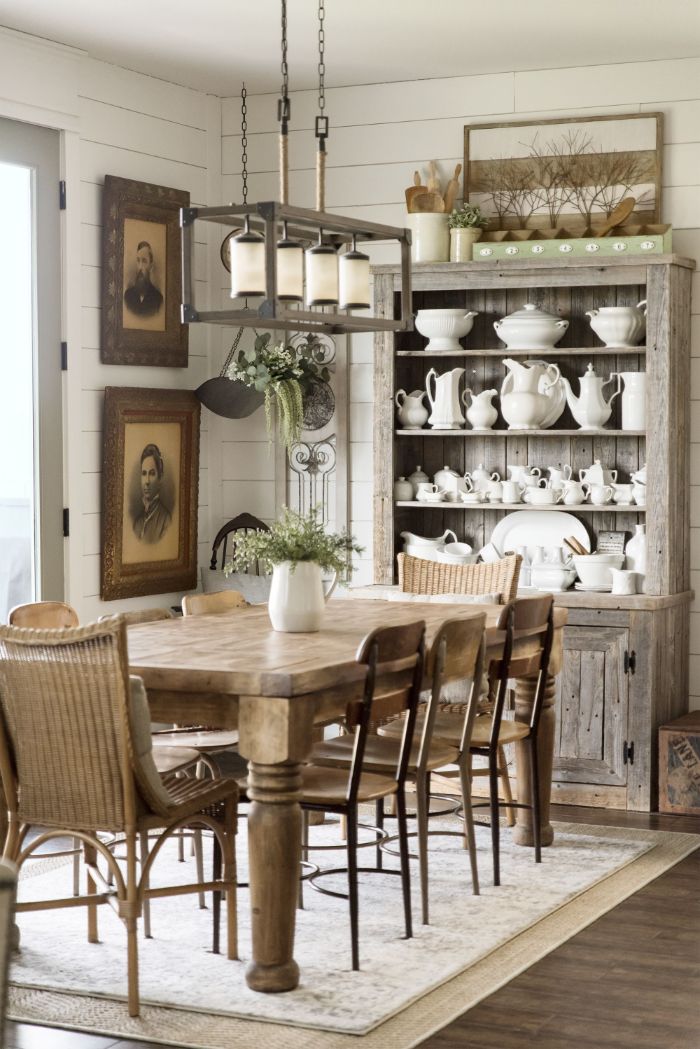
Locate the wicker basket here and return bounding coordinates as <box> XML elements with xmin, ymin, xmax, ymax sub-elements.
<box><xmin>397</xmin><ymin>553</ymin><xmax>521</xmax><ymax>604</ymax></box>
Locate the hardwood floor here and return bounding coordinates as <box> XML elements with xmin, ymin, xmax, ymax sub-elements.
<box><xmin>6</xmin><ymin>806</ymin><xmax>700</xmax><ymax>1049</ymax></box>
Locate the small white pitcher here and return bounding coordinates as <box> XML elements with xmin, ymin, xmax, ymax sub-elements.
<box><xmin>268</xmin><ymin>561</ymin><xmax>337</xmax><ymax>633</ymax></box>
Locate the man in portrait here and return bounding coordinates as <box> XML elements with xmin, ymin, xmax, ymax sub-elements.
<box><xmin>132</xmin><ymin>443</ymin><xmax>172</xmax><ymax>544</ymax></box>
<box><xmin>124</xmin><ymin>240</ymin><xmax>164</xmax><ymax>318</ymax></box>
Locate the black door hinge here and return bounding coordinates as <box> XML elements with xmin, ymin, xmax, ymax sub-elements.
<box><xmin>59</xmin><ymin>180</ymin><xmax>67</xmax><ymax>210</ymax></box>
<box><xmin>623</xmin><ymin>650</ymin><xmax>636</xmax><ymax>675</ymax></box>
<box><xmin>623</xmin><ymin>740</ymin><xmax>635</xmax><ymax>765</ymax></box>
<box><xmin>60</xmin><ymin>341</ymin><xmax>68</xmax><ymax>371</ymax></box>
<box><xmin>62</xmin><ymin>508</ymin><xmax>70</xmax><ymax>538</ymax></box>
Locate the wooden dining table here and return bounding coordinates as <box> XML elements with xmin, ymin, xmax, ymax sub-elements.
<box><xmin>127</xmin><ymin>598</ymin><xmax>566</xmax><ymax>993</ymax></box>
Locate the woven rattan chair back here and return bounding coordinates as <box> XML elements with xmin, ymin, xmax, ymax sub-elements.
<box><xmin>397</xmin><ymin>553</ymin><xmax>521</xmax><ymax>604</ymax></box>
<box><xmin>8</xmin><ymin>601</ymin><xmax>79</xmax><ymax>629</ymax></box>
<box><xmin>0</xmin><ymin>620</ymin><xmax>139</xmax><ymax>832</ymax></box>
<box><xmin>182</xmin><ymin>590</ymin><xmax>247</xmax><ymax>616</ymax></box>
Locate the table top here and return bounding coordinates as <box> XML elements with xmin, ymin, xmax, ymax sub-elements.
<box><xmin>127</xmin><ymin>598</ymin><xmax>494</xmax><ymax>698</ymax></box>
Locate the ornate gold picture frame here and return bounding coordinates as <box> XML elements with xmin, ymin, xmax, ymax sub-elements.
<box><xmin>101</xmin><ymin>387</ymin><xmax>200</xmax><ymax>600</ymax></box>
<box><xmin>101</xmin><ymin>175</ymin><xmax>189</xmax><ymax>366</ymax></box>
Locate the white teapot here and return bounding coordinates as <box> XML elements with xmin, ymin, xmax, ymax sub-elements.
<box><xmin>465</xmin><ymin>463</ymin><xmax>500</xmax><ymax>492</ymax></box>
<box><xmin>462</xmin><ymin>387</ymin><xmax>498</xmax><ymax>431</ymax></box>
<box><xmin>579</xmin><ymin>459</ymin><xmax>617</xmax><ymax>486</ymax></box>
<box><xmin>562</xmin><ymin>363</ymin><xmax>621</xmax><ymax>430</ymax></box>
<box><xmin>433</xmin><ymin>465</ymin><xmax>469</xmax><ymax>502</ymax></box>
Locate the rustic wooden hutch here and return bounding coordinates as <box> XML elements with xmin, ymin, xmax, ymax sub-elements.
<box><xmin>372</xmin><ymin>256</ymin><xmax>694</xmax><ymax>812</ymax></box>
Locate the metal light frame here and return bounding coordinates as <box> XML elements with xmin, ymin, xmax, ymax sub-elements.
<box><xmin>181</xmin><ymin>201</ymin><xmax>413</xmax><ymax>335</ymax></box>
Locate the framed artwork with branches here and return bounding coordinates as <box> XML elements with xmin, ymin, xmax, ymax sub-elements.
<box><xmin>464</xmin><ymin>112</ymin><xmax>662</xmax><ymax>232</ymax></box>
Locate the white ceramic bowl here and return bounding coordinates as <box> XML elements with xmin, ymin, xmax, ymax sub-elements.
<box><xmin>415</xmin><ymin>308</ymin><xmax>478</xmax><ymax>352</ymax></box>
<box><xmin>435</xmin><ymin>551</ymin><xmax>479</xmax><ymax>565</ymax></box>
<box><xmin>573</xmin><ymin>554</ymin><xmax>624</xmax><ymax>587</ymax></box>
<box><xmin>443</xmin><ymin>541</ymin><xmax>473</xmax><ymax>556</ymax></box>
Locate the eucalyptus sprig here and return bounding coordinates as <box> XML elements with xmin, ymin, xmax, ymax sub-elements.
<box><xmin>448</xmin><ymin>203</ymin><xmax>488</xmax><ymax>229</ymax></box>
<box><xmin>224</xmin><ymin>506</ymin><xmax>364</xmax><ymax>577</ymax></box>
<box><xmin>227</xmin><ymin>333</ymin><xmax>330</xmax><ymax>451</ymax></box>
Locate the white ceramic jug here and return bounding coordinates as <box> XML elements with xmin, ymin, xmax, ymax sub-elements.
<box><xmin>500</xmin><ymin>358</ymin><xmax>561</xmax><ymax>430</ymax></box>
<box><xmin>268</xmin><ymin>561</ymin><xmax>337</xmax><ymax>633</ymax></box>
<box><xmin>395</xmin><ymin>389</ymin><xmax>429</xmax><ymax>430</ymax></box>
<box><xmin>561</xmin><ymin>363</ymin><xmax>621</xmax><ymax>430</ymax></box>
<box><xmin>426</xmin><ymin>367</ymin><xmax>466</xmax><ymax>429</ymax></box>
<box><xmin>619</xmin><ymin>371</ymin><xmax>646</xmax><ymax>431</ymax></box>
<box><xmin>462</xmin><ymin>387</ymin><xmax>499</xmax><ymax>430</ymax></box>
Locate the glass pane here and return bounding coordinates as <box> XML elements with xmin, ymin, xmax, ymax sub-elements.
<box><xmin>0</xmin><ymin>162</ymin><xmax>34</xmax><ymax>621</ymax></box>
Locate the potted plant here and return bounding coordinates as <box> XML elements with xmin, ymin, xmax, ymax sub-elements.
<box><xmin>448</xmin><ymin>203</ymin><xmax>488</xmax><ymax>262</ymax></box>
<box><xmin>228</xmin><ymin>333</ymin><xmax>330</xmax><ymax>452</ymax></box>
<box><xmin>225</xmin><ymin>506</ymin><xmax>363</xmax><ymax>632</ymax></box>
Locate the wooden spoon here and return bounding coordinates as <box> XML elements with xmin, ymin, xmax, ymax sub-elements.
<box><xmin>410</xmin><ymin>191</ymin><xmax>446</xmax><ymax>213</ymax></box>
<box><xmin>595</xmin><ymin>196</ymin><xmax>636</xmax><ymax>237</ymax></box>
<box><xmin>405</xmin><ymin>171</ymin><xmax>428</xmax><ymax>211</ymax></box>
<box><xmin>427</xmin><ymin>160</ymin><xmax>441</xmax><ymax>194</ymax></box>
<box><xmin>443</xmin><ymin>163</ymin><xmax>462</xmax><ymax>215</ymax></box>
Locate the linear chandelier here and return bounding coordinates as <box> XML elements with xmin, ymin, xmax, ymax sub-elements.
<box><xmin>180</xmin><ymin>0</ymin><xmax>412</xmax><ymax>336</ymax></box>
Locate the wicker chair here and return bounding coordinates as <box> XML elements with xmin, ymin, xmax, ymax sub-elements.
<box><xmin>397</xmin><ymin>552</ymin><xmax>521</xmax><ymax>603</ymax></box>
<box><xmin>0</xmin><ymin>619</ymin><xmax>239</xmax><ymax>1017</ymax></box>
<box><xmin>396</xmin><ymin>552</ymin><xmax>522</xmax><ymax>826</ymax></box>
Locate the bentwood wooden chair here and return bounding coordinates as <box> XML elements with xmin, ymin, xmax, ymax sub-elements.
<box><xmin>8</xmin><ymin>601</ymin><xmax>79</xmax><ymax>629</ymax></box>
<box><xmin>300</xmin><ymin>621</ymin><xmax>426</xmax><ymax>971</ymax></box>
<box><xmin>397</xmin><ymin>552</ymin><xmax>522</xmax><ymax>827</ymax></box>
<box><xmin>0</xmin><ymin>618</ymin><xmax>239</xmax><ymax>1017</ymax></box>
<box><xmin>318</xmin><ymin>615</ymin><xmax>487</xmax><ymax>923</ymax></box>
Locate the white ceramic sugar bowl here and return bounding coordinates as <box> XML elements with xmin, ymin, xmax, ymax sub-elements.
<box><xmin>494</xmin><ymin>302</ymin><xmax>569</xmax><ymax>351</ymax></box>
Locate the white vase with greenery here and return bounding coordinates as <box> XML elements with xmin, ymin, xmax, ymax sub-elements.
<box><xmin>225</xmin><ymin>507</ymin><xmax>363</xmax><ymax>632</ymax></box>
<box><xmin>448</xmin><ymin>203</ymin><xmax>488</xmax><ymax>262</ymax></box>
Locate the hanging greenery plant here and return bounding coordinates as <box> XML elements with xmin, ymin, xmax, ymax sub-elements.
<box><xmin>228</xmin><ymin>333</ymin><xmax>330</xmax><ymax>451</ymax></box>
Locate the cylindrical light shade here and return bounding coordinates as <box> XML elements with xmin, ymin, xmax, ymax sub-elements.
<box><xmin>305</xmin><ymin>244</ymin><xmax>339</xmax><ymax>306</ymax></box>
<box><xmin>276</xmin><ymin>237</ymin><xmax>304</xmax><ymax>302</ymax></box>
<box><xmin>230</xmin><ymin>224</ymin><xmax>265</xmax><ymax>298</ymax></box>
<box><xmin>339</xmin><ymin>247</ymin><xmax>370</xmax><ymax>309</ymax></box>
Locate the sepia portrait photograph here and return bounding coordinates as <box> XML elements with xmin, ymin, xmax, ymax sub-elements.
<box><xmin>101</xmin><ymin>175</ymin><xmax>189</xmax><ymax>367</ymax></box>
<box><xmin>101</xmin><ymin>387</ymin><xmax>200</xmax><ymax>600</ymax></box>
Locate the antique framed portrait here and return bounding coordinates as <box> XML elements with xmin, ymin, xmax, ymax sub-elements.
<box><xmin>101</xmin><ymin>387</ymin><xmax>200</xmax><ymax>600</ymax></box>
<box><xmin>464</xmin><ymin>112</ymin><xmax>663</xmax><ymax>232</ymax></box>
<box><xmin>101</xmin><ymin>175</ymin><xmax>189</xmax><ymax>367</ymax></box>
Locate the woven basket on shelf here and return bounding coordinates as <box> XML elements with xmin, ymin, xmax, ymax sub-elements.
<box><xmin>397</xmin><ymin>552</ymin><xmax>521</xmax><ymax>605</ymax></box>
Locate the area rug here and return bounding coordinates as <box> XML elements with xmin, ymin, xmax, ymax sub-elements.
<box><xmin>8</xmin><ymin>819</ymin><xmax>699</xmax><ymax>1048</ymax></box>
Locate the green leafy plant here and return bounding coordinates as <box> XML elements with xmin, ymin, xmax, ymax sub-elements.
<box><xmin>228</xmin><ymin>333</ymin><xmax>330</xmax><ymax>451</ymax></box>
<box><xmin>448</xmin><ymin>203</ymin><xmax>489</xmax><ymax>230</ymax></box>
<box><xmin>224</xmin><ymin>506</ymin><xmax>364</xmax><ymax>577</ymax></box>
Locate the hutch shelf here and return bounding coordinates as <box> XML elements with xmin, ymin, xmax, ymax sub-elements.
<box><xmin>372</xmin><ymin>256</ymin><xmax>694</xmax><ymax>812</ymax></box>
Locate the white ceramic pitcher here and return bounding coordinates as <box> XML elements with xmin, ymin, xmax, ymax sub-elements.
<box><xmin>268</xmin><ymin>561</ymin><xmax>338</xmax><ymax>633</ymax></box>
<box><xmin>619</xmin><ymin>371</ymin><xmax>646</xmax><ymax>431</ymax></box>
<box><xmin>426</xmin><ymin>367</ymin><xmax>466</xmax><ymax>429</ymax></box>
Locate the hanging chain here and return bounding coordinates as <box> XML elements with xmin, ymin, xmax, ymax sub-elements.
<box><xmin>240</xmin><ymin>83</ymin><xmax>248</xmax><ymax>204</ymax></box>
<box><xmin>278</xmin><ymin>0</ymin><xmax>290</xmax><ymax>129</ymax></box>
<box><xmin>315</xmin><ymin>0</ymin><xmax>328</xmax><ymax>143</ymax></box>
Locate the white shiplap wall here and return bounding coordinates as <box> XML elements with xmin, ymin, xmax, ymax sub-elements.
<box><xmin>222</xmin><ymin>57</ymin><xmax>700</xmax><ymax>705</ymax></box>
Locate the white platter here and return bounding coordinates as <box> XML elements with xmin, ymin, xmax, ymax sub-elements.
<box><xmin>501</xmin><ymin>359</ymin><xmax>566</xmax><ymax>428</ymax></box>
<box><xmin>490</xmin><ymin>510</ymin><xmax>590</xmax><ymax>564</ymax></box>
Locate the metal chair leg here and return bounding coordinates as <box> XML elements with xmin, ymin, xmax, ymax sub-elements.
<box><xmin>498</xmin><ymin>745</ymin><xmax>516</xmax><ymax>827</ymax></box>
<box><xmin>298</xmin><ymin>809</ymin><xmax>309</xmax><ymax>910</ymax></box>
<box><xmin>530</xmin><ymin>736</ymin><xmax>542</xmax><ymax>865</ymax></box>
<box><xmin>72</xmin><ymin>838</ymin><xmax>80</xmax><ymax>896</ymax></box>
<box><xmin>376</xmin><ymin>798</ymin><xmax>384</xmax><ymax>870</ymax></box>
<box><xmin>415</xmin><ymin>772</ymin><xmax>430</xmax><ymax>924</ymax></box>
<box><xmin>347</xmin><ymin>807</ymin><xmax>360</xmax><ymax>971</ymax></box>
<box><xmin>488</xmin><ymin>757</ymin><xmax>501</xmax><ymax>887</ymax></box>
<box><xmin>194</xmin><ymin>829</ymin><xmax>206</xmax><ymax>908</ymax></box>
<box><xmin>395</xmin><ymin>789</ymin><xmax>413</xmax><ymax>941</ymax></box>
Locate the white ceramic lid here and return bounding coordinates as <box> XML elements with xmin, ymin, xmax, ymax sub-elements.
<box><xmin>500</xmin><ymin>303</ymin><xmax>563</xmax><ymax>323</ymax></box>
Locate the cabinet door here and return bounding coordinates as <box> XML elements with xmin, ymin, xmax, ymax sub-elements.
<box><xmin>554</xmin><ymin>626</ymin><xmax>629</xmax><ymax>787</ymax></box>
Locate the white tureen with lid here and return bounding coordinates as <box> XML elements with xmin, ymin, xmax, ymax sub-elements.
<box><xmin>494</xmin><ymin>303</ymin><xmax>569</xmax><ymax>351</ymax></box>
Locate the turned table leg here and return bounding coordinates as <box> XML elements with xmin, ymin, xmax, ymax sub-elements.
<box><xmin>245</xmin><ymin>760</ymin><xmax>302</xmax><ymax>992</ymax></box>
<box><xmin>512</xmin><ymin>671</ymin><xmax>556</xmax><ymax>848</ymax></box>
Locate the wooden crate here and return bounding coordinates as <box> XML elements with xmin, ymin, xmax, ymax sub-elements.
<box><xmin>658</xmin><ymin>712</ymin><xmax>700</xmax><ymax>815</ymax></box>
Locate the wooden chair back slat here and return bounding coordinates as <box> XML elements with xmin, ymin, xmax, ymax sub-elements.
<box><xmin>209</xmin><ymin>513</ymin><xmax>270</xmax><ymax>573</ymax></box>
<box><xmin>182</xmin><ymin>590</ymin><xmax>248</xmax><ymax>616</ymax></box>
<box><xmin>99</xmin><ymin>608</ymin><xmax>174</xmax><ymax>626</ymax></box>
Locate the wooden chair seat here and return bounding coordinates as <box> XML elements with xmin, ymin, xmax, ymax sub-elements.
<box><xmin>152</xmin><ymin>730</ymin><xmax>239</xmax><ymax>751</ymax></box>
<box><xmin>470</xmin><ymin>717</ymin><xmax>530</xmax><ymax>747</ymax></box>
<box><xmin>300</xmin><ymin>765</ymin><xmax>398</xmax><ymax>806</ymax></box>
<box><xmin>152</xmin><ymin>745</ymin><xmax>202</xmax><ymax>774</ymax></box>
<box><xmin>311</xmin><ymin>733</ymin><xmax>458</xmax><ymax>775</ymax></box>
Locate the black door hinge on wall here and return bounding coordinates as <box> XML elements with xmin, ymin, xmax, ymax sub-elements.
<box><xmin>623</xmin><ymin>740</ymin><xmax>635</xmax><ymax>765</ymax></box>
<box><xmin>623</xmin><ymin>650</ymin><xmax>636</xmax><ymax>675</ymax></box>
<box><xmin>62</xmin><ymin>508</ymin><xmax>69</xmax><ymax>538</ymax></box>
<box><xmin>60</xmin><ymin>342</ymin><xmax>68</xmax><ymax>371</ymax></box>
<box><xmin>59</xmin><ymin>180</ymin><xmax>67</xmax><ymax>210</ymax></box>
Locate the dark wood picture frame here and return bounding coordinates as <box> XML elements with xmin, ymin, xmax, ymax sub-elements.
<box><xmin>101</xmin><ymin>387</ymin><xmax>200</xmax><ymax>600</ymax></box>
<box><xmin>464</xmin><ymin>112</ymin><xmax>663</xmax><ymax>232</ymax></box>
<box><xmin>101</xmin><ymin>175</ymin><xmax>189</xmax><ymax>367</ymax></box>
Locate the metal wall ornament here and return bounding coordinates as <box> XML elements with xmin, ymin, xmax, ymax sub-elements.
<box><xmin>288</xmin><ymin>438</ymin><xmax>337</xmax><ymax>525</ymax></box>
<box><xmin>181</xmin><ymin>0</ymin><xmax>412</xmax><ymax>337</ymax></box>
